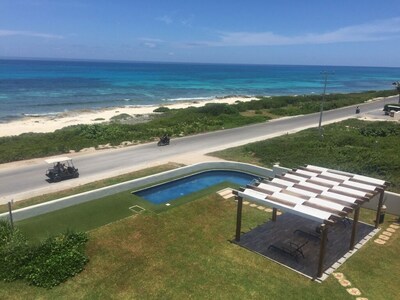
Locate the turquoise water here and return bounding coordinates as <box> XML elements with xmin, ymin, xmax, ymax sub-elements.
<box><xmin>133</xmin><ymin>170</ymin><xmax>258</xmax><ymax>204</ymax></box>
<box><xmin>0</xmin><ymin>59</ymin><xmax>399</xmax><ymax>121</ymax></box>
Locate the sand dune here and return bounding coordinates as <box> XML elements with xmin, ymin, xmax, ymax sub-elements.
<box><xmin>0</xmin><ymin>96</ymin><xmax>257</xmax><ymax>137</ymax></box>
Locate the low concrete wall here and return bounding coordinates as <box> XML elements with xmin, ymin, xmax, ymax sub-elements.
<box><xmin>362</xmin><ymin>191</ymin><xmax>400</xmax><ymax>215</ymax></box>
<box><xmin>0</xmin><ymin>161</ymin><xmax>276</xmax><ymax>222</ymax></box>
<box><xmin>3</xmin><ymin>161</ymin><xmax>398</xmax><ymax>222</ymax></box>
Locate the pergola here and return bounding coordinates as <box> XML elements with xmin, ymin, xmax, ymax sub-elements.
<box><xmin>233</xmin><ymin>165</ymin><xmax>389</xmax><ymax>278</ymax></box>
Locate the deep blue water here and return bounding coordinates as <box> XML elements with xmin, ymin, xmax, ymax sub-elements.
<box><xmin>0</xmin><ymin>59</ymin><xmax>399</xmax><ymax>121</ymax></box>
<box><xmin>133</xmin><ymin>170</ymin><xmax>258</xmax><ymax>204</ymax></box>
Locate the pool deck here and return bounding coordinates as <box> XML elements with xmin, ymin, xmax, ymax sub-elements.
<box><xmin>234</xmin><ymin>212</ymin><xmax>378</xmax><ymax>280</ymax></box>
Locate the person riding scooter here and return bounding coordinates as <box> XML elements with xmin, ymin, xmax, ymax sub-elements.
<box><xmin>158</xmin><ymin>134</ymin><xmax>170</xmax><ymax>146</ymax></box>
<box><xmin>355</xmin><ymin>106</ymin><xmax>360</xmax><ymax>114</ymax></box>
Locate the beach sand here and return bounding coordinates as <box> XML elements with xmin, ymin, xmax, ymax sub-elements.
<box><xmin>0</xmin><ymin>96</ymin><xmax>257</xmax><ymax>137</ymax></box>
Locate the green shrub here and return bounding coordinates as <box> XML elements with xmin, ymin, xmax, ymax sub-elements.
<box><xmin>153</xmin><ymin>106</ymin><xmax>170</xmax><ymax>112</ymax></box>
<box><xmin>23</xmin><ymin>231</ymin><xmax>89</xmax><ymax>288</ymax></box>
<box><xmin>0</xmin><ymin>221</ymin><xmax>88</xmax><ymax>289</ymax></box>
<box><xmin>0</xmin><ymin>220</ymin><xmax>30</xmax><ymax>282</ymax></box>
<box><xmin>110</xmin><ymin>113</ymin><xmax>133</xmax><ymax>122</ymax></box>
<box><xmin>198</xmin><ymin>103</ymin><xmax>239</xmax><ymax>116</ymax></box>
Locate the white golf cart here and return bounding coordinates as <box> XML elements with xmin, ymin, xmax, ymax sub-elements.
<box><xmin>45</xmin><ymin>156</ymin><xmax>79</xmax><ymax>182</ymax></box>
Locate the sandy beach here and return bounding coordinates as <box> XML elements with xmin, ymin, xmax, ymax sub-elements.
<box><xmin>0</xmin><ymin>96</ymin><xmax>257</xmax><ymax>137</ymax></box>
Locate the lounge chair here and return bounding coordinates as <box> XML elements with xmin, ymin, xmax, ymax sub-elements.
<box><xmin>294</xmin><ymin>228</ymin><xmax>322</xmax><ymax>241</ymax></box>
<box><xmin>268</xmin><ymin>240</ymin><xmax>308</xmax><ymax>261</ymax></box>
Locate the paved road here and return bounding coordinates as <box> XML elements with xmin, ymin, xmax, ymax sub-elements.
<box><xmin>0</xmin><ymin>97</ymin><xmax>393</xmax><ymax>203</ymax></box>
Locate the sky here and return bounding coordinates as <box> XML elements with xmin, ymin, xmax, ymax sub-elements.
<box><xmin>1</xmin><ymin>0</ymin><xmax>400</xmax><ymax>67</ymax></box>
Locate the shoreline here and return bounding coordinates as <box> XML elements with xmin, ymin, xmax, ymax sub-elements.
<box><xmin>0</xmin><ymin>96</ymin><xmax>258</xmax><ymax>137</ymax></box>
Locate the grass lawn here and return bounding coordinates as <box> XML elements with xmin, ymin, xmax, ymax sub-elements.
<box><xmin>2</xmin><ymin>193</ymin><xmax>399</xmax><ymax>299</ymax></box>
<box><xmin>15</xmin><ymin>182</ymin><xmax>238</xmax><ymax>243</ymax></box>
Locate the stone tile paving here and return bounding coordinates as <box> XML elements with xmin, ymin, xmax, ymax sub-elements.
<box><xmin>374</xmin><ymin>222</ymin><xmax>398</xmax><ymax>245</ymax></box>
<box><xmin>333</xmin><ymin>272</ymin><xmax>367</xmax><ymax>299</ymax></box>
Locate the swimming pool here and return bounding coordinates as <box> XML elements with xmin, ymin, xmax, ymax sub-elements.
<box><xmin>133</xmin><ymin>170</ymin><xmax>259</xmax><ymax>204</ymax></box>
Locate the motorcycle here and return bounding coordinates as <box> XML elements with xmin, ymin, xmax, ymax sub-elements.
<box><xmin>157</xmin><ymin>135</ymin><xmax>170</xmax><ymax>146</ymax></box>
<box><xmin>355</xmin><ymin>107</ymin><xmax>360</xmax><ymax>114</ymax></box>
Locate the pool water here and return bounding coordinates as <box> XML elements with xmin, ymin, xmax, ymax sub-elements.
<box><xmin>133</xmin><ymin>170</ymin><xmax>258</xmax><ymax>204</ymax></box>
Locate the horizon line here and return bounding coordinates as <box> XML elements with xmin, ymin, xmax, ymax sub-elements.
<box><xmin>0</xmin><ymin>56</ymin><xmax>399</xmax><ymax>69</ymax></box>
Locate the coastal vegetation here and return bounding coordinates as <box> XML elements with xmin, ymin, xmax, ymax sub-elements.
<box><xmin>211</xmin><ymin>119</ymin><xmax>400</xmax><ymax>192</ymax></box>
<box><xmin>0</xmin><ymin>90</ymin><xmax>395</xmax><ymax>164</ymax></box>
<box><xmin>0</xmin><ymin>220</ymin><xmax>88</xmax><ymax>289</ymax></box>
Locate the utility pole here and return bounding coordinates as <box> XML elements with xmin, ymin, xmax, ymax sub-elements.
<box><xmin>392</xmin><ymin>81</ymin><xmax>400</xmax><ymax>104</ymax></box>
<box><xmin>318</xmin><ymin>71</ymin><xmax>334</xmax><ymax>139</ymax></box>
<box><xmin>8</xmin><ymin>200</ymin><xmax>14</xmax><ymax>231</ymax></box>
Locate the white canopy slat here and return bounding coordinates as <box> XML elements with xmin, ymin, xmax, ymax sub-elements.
<box><xmin>258</xmin><ymin>183</ymin><xmax>282</xmax><ymax>192</ymax></box>
<box><xmin>287</xmin><ymin>186</ymin><xmax>318</xmax><ymax>198</ymax></box>
<box><xmin>331</xmin><ymin>186</ymin><xmax>367</xmax><ymax>197</ymax></box>
<box><xmin>297</xmin><ymin>181</ymin><xmax>330</xmax><ymax>192</ymax></box>
<box><xmin>236</xmin><ymin>165</ymin><xmax>387</xmax><ymax>224</ymax></box>
<box><xmin>341</xmin><ymin>180</ymin><xmax>377</xmax><ymax>191</ymax></box>
<box><xmin>271</xmin><ymin>178</ymin><xmax>295</xmax><ymax>187</ymax></box>
<box><xmin>320</xmin><ymin>191</ymin><xmax>358</xmax><ymax>204</ymax></box>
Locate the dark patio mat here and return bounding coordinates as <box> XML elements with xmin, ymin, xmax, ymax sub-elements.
<box><xmin>235</xmin><ymin>212</ymin><xmax>376</xmax><ymax>279</ymax></box>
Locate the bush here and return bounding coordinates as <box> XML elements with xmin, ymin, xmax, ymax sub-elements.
<box><xmin>153</xmin><ymin>106</ymin><xmax>170</xmax><ymax>113</ymax></box>
<box><xmin>110</xmin><ymin>113</ymin><xmax>133</xmax><ymax>122</ymax></box>
<box><xmin>198</xmin><ymin>103</ymin><xmax>239</xmax><ymax>116</ymax></box>
<box><xmin>0</xmin><ymin>221</ymin><xmax>89</xmax><ymax>288</ymax></box>
<box><xmin>23</xmin><ymin>231</ymin><xmax>89</xmax><ymax>288</ymax></box>
<box><xmin>0</xmin><ymin>220</ymin><xmax>30</xmax><ymax>282</ymax></box>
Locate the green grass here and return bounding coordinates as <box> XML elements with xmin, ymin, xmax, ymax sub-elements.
<box><xmin>15</xmin><ymin>182</ymin><xmax>237</xmax><ymax>243</ymax></box>
<box><xmin>2</xmin><ymin>194</ymin><xmax>399</xmax><ymax>299</ymax></box>
<box><xmin>211</xmin><ymin>119</ymin><xmax>400</xmax><ymax>192</ymax></box>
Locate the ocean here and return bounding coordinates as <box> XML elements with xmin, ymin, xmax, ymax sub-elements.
<box><xmin>0</xmin><ymin>59</ymin><xmax>399</xmax><ymax>122</ymax></box>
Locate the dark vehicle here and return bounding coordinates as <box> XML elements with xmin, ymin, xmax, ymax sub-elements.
<box><xmin>355</xmin><ymin>106</ymin><xmax>360</xmax><ymax>114</ymax></box>
<box><xmin>383</xmin><ymin>104</ymin><xmax>400</xmax><ymax>115</ymax></box>
<box><xmin>157</xmin><ymin>134</ymin><xmax>170</xmax><ymax>146</ymax></box>
<box><xmin>45</xmin><ymin>157</ymin><xmax>79</xmax><ymax>182</ymax></box>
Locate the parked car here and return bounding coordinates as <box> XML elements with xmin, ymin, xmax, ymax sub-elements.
<box><xmin>383</xmin><ymin>103</ymin><xmax>400</xmax><ymax>115</ymax></box>
<box><xmin>45</xmin><ymin>156</ymin><xmax>79</xmax><ymax>182</ymax></box>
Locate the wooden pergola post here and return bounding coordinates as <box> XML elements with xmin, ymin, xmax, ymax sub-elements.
<box><xmin>317</xmin><ymin>224</ymin><xmax>328</xmax><ymax>278</ymax></box>
<box><xmin>272</xmin><ymin>208</ymin><xmax>277</xmax><ymax>222</ymax></box>
<box><xmin>374</xmin><ymin>190</ymin><xmax>385</xmax><ymax>229</ymax></box>
<box><xmin>235</xmin><ymin>196</ymin><xmax>243</xmax><ymax>242</ymax></box>
<box><xmin>350</xmin><ymin>206</ymin><xmax>360</xmax><ymax>250</ymax></box>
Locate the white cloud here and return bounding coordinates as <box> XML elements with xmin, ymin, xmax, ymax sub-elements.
<box><xmin>139</xmin><ymin>38</ymin><xmax>165</xmax><ymax>49</ymax></box>
<box><xmin>0</xmin><ymin>29</ymin><xmax>63</xmax><ymax>39</ymax></box>
<box><xmin>157</xmin><ymin>15</ymin><xmax>173</xmax><ymax>25</ymax></box>
<box><xmin>195</xmin><ymin>17</ymin><xmax>400</xmax><ymax>47</ymax></box>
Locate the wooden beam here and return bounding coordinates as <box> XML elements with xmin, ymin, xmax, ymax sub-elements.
<box><xmin>374</xmin><ymin>190</ymin><xmax>385</xmax><ymax>229</ymax></box>
<box><xmin>317</xmin><ymin>224</ymin><xmax>328</xmax><ymax>278</ymax></box>
<box><xmin>350</xmin><ymin>206</ymin><xmax>360</xmax><ymax>250</ymax></box>
<box><xmin>272</xmin><ymin>207</ymin><xmax>277</xmax><ymax>221</ymax></box>
<box><xmin>235</xmin><ymin>196</ymin><xmax>243</xmax><ymax>242</ymax></box>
